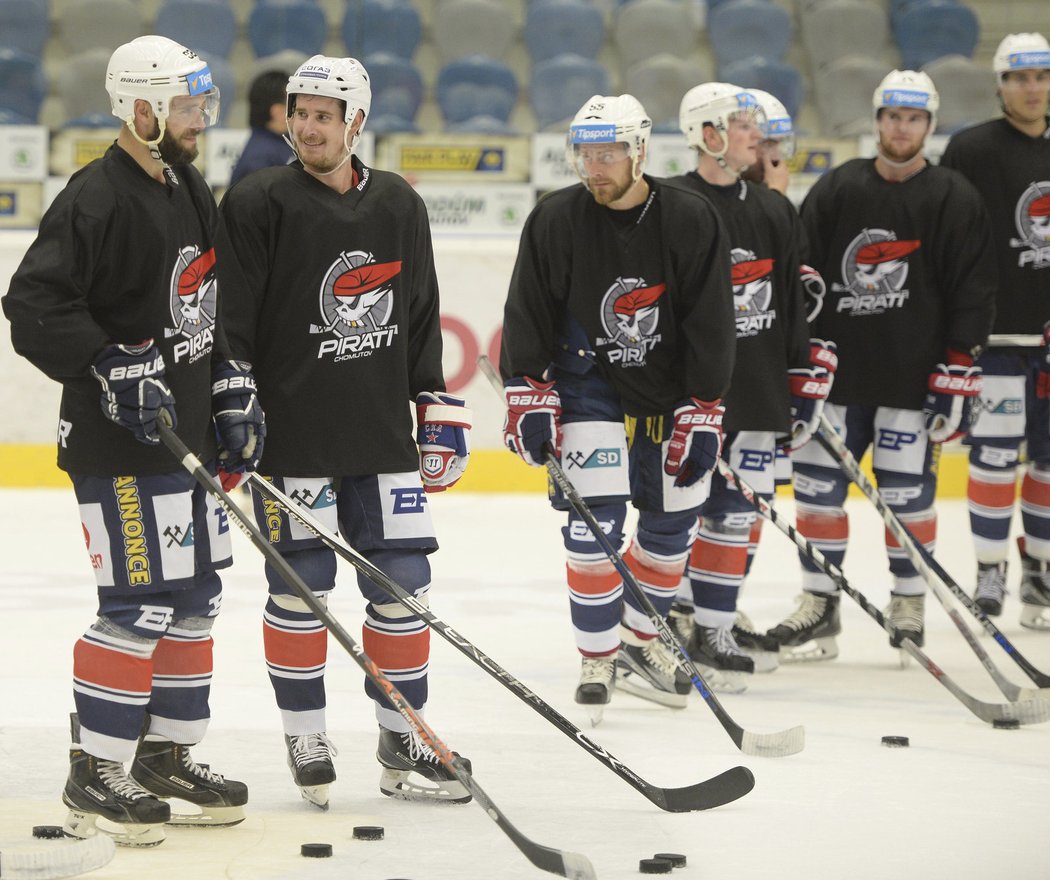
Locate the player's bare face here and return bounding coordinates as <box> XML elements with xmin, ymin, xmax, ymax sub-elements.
<box><xmin>725</xmin><ymin>115</ymin><xmax>763</xmax><ymax>172</ymax></box>
<box><xmin>575</xmin><ymin>143</ymin><xmax>637</xmax><ymax>206</ymax></box>
<box><xmin>876</xmin><ymin>108</ymin><xmax>930</xmax><ymax>163</ymax></box>
<box><xmin>1000</xmin><ymin>69</ymin><xmax>1050</xmax><ymax>125</ymax></box>
<box><xmin>290</xmin><ymin>96</ymin><xmax>350</xmax><ymax>174</ymax></box>
<box><xmin>156</xmin><ymin>95</ymin><xmax>210</xmax><ymax>164</ymax></box>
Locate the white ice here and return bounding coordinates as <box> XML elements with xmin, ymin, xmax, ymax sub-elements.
<box><xmin>2</xmin><ymin>488</ymin><xmax>1048</xmax><ymax>880</ymax></box>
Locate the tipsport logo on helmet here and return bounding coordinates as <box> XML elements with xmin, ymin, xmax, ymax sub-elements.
<box><xmin>570</xmin><ymin>124</ymin><xmax>618</xmax><ymax>144</ymax></box>
<box><xmin>311</xmin><ymin>250</ymin><xmax>402</xmax><ymax>362</ymax></box>
<box><xmin>1006</xmin><ymin>51</ymin><xmax>1050</xmax><ymax>69</ymax></box>
<box><xmin>879</xmin><ymin>89</ymin><xmax>932</xmax><ymax>110</ymax></box>
<box><xmin>730</xmin><ymin>249</ymin><xmax>776</xmax><ymax>337</ymax></box>
<box><xmin>1010</xmin><ymin>183</ymin><xmax>1050</xmax><ymax>267</ymax></box>
<box><xmin>165</xmin><ymin>245</ymin><xmax>217</xmax><ymax>363</ymax></box>
<box><xmin>594</xmin><ymin>276</ymin><xmax>665</xmax><ymax>366</ymax></box>
<box><xmin>832</xmin><ymin>228</ymin><xmax>921</xmax><ymax>315</ymax></box>
<box><xmin>186</xmin><ymin>66</ymin><xmax>213</xmax><ymax>95</ymax></box>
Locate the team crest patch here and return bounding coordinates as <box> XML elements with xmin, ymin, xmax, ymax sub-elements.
<box><xmin>730</xmin><ymin>248</ymin><xmax>776</xmax><ymax>337</ymax></box>
<box><xmin>312</xmin><ymin>251</ymin><xmax>402</xmax><ymax>362</ymax></box>
<box><xmin>595</xmin><ymin>276</ymin><xmax>665</xmax><ymax>367</ymax></box>
<box><xmin>166</xmin><ymin>245</ymin><xmax>217</xmax><ymax>363</ymax></box>
<box><xmin>832</xmin><ymin>228</ymin><xmax>921</xmax><ymax>315</ymax></box>
<box><xmin>1010</xmin><ymin>183</ymin><xmax>1050</xmax><ymax>268</ymax></box>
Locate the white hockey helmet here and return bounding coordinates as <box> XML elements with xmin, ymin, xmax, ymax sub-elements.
<box><xmin>567</xmin><ymin>94</ymin><xmax>652</xmax><ymax>182</ymax></box>
<box><xmin>872</xmin><ymin>69</ymin><xmax>939</xmax><ymax>133</ymax></box>
<box><xmin>286</xmin><ymin>55</ymin><xmax>371</xmax><ymax>147</ymax></box>
<box><xmin>679</xmin><ymin>82</ymin><xmax>766</xmax><ymax>155</ymax></box>
<box><xmin>748</xmin><ymin>88</ymin><xmax>795</xmax><ymax>158</ymax></box>
<box><xmin>993</xmin><ymin>32</ymin><xmax>1050</xmax><ymax>79</ymax></box>
<box><xmin>106</xmin><ymin>35</ymin><xmax>219</xmax><ymax>130</ymax></box>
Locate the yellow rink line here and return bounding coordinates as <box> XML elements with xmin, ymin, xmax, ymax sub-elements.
<box><xmin>0</xmin><ymin>444</ymin><xmax>975</xmax><ymax>496</ymax></box>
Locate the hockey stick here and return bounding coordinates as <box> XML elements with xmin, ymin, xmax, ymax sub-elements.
<box><xmin>249</xmin><ymin>474</ymin><xmax>755</xmax><ymax>812</ymax></box>
<box><xmin>0</xmin><ymin>834</ymin><xmax>115</xmax><ymax>880</ymax></box>
<box><xmin>477</xmin><ymin>355</ymin><xmax>804</xmax><ymax>757</ymax></box>
<box><xmin>814</xmin><ymin>414</ymin><xmax>1050</xmax><ymax>691</ymax></box>
<box><xmin>717</xmin><ymin>458</ymin><xmax>1050</xmax><ymax>725</ymax></box>
<box><xmin>156</xmin><ymin>423</ymin><xmax>596</xmax><ymax>880</ymax></box>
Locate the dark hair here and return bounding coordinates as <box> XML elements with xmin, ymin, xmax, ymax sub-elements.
<box><xmin>248</xmin><ymin>70</ymin><xmax>290</xmax><ymax>128</ymax></box>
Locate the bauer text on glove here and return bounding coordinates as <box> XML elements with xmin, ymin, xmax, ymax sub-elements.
<box><xmin>91</xmin><ymin>340</ymin><xmax>176</xmax><ymax>445</ymax></box>
<box><xmin>923</xmin><ymin>356</ymin><xmax>981</xmax><ymax>443</ymax></box>
<box><xmin>664</xmin><ymin>398</ymin><xmax>724</xmax><ymax>487</ymax></box>
<box><xmin>503</xmin><ymin>377</ymin><xmax>561</xmax><ymax>467</ymax></box>
<box><xmin>212</xmin><ymin>359</ymin><xmax>266</xmax><ymax>488</ymax></box>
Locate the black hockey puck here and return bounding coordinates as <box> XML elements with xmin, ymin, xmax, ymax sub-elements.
<box><xmin>992</xmin><ymin>718</ymin><xmax>1021</xmax><ymax>729</ymax></box>
<box><xmin>639</xmin><ymin>857</ymin><xmax>673</xmax><ymax>874</ymax></box>
<box><xmin>653</xmin><ymin>852</ymin><xmax>687</xmax><ymax>868</ymax></box>
<box><xmin>31</xmin><ymin>825</ymin><xmax>66</xmax><ymax>839</ymax></box>
<box><xmin>352</xmin><ymin>825</ymin><xmax>385</xmax><ymax>841</ymax></box>
<box><xmin>880</xmin><ymin>735</ymin><xmax>909</xmax><ymax>747</ymax></box>
<box><xmin>301</xmin><ymin>842</ymin><xmax>333</xmax><ymax>858</ymax></box>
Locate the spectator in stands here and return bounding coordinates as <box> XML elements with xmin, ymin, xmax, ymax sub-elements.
<box><xmin>229</xmin><ymin>70</ymin><xmax>295</xmax><ymax>186</ymax></box>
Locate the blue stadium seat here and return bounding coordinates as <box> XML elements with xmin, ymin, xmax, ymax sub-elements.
<box><xmin>708</xmin><ymin>0</ymin><xmax>792</xmax><ymax>70</ymax></box>
<box><xmin>54</xmin><ymin>48</ymin><xmax>113</xmax><ymax>127</ymax></box>
<box><xmin>530</xmin><ymin>53</ymin><xmax>611</xmax><ymax>130</ymax></box>
<box><xmin>0</xmin><ymin>48</ymin><xmax>46</xmax><ymax>123</ymax></box>
<box><xmin>0</xmin><ymin>0</ymin><xmax>49</xmax><ymax>58</ymax></box>
<box><xmin>364</xmin><ymin>51</ymin><xmax>424</xmax><ymax>134</ymax></box>
<box><xmin>155</xmin><ymin>0</ymin><xmax>238</xmax><ymax>59</ymax></box>
<box><xmin>524</xmin><ymin>0</ymin><xmax>605</xmax><ymax>64</ymax></box>
<box><xmin>248</xmin><ymin>0</ymin><xmax>328</xmax><ymax>58</ymax></box>
<box><xmin>436</xmin><ymin>55</ymin><xmax>518</xmax><ymax>133</ymax></box>
<box><xmin>802</xmin><ymin>0</ymin><xmax>891</xmax><ymax>72</ymax></box>
<box><xmin>893</xmin><ymin>0</ymin><xmax>979</xmax><ymax>69</ymax></box>
<box><xmin>614</xmin><ymin>0</ymin><xmax>700</xmax><ymax>71</ymax></box>
<box><xmin>344</xmin><ymin>0</ymin><xmax>422</xmax><ymax>60</ymax></box>
<box><xmin>720</xmin><ymin>56</ymin><xmax>804</xmax><ymax>121</ymax></box>
<box><xmin>623</xmin><ymin>53</ymin><xmax>698</xmax><ymax>133</ymax></box>
<box><xmin>922</xmin><ymin>53</ymin><xmax>997</xmax><ymax>134</ymax></box>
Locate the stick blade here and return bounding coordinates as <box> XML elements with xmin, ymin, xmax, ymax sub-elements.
<box><xmin>740</xmin><ymin>724</ymin><xmax>806</xmax><ymax>757</ymax></box>
<box><xmin>654</xmin><ymin>765</ymin><xmax>756</xmax><ymax>812</ymax></box>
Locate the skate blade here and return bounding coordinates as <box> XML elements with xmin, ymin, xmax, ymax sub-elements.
<box><xmin>63</xmin><ymin>809</ymin><xmax>165</xmax><ymax>848</ymax></box>
<box><xmin>614</xmin><ymin>671</ymin><xmax>689</xmax><ymax>708</ymax></box>
<box><xmin>693</xmin><ymin>665</ymin><xmax>749</xmax><ymax>694</ymax></box>
<box><xmin>379</xmin><ymin>768</ymin><xmax>472</xmax><ymax>804</ymax></box>
<box><xmin>1021</xmin><ymin>605</ymin><xmax>1050</xmax><ymax>631</ymax></box>
<box><xmin>584</xmin><ymin>704</ymin><xmax>605</xmax><ymax>727</ymax></box>
<box><xmin>779</xmin><ymin>636</ymin><xmax>838</xmax><ymax>663</ymax></box>
<box><xmin>743</xmin><ymin>650</ymin><xmax>779</xmax><ymax>673</ymax></box>
<box><xmin>162</xmin><ymin>801</ymin><xmax>246</xmax><ymax>827</ymax></box>
<box><xmin>298</xmin><ymin>783</ymin><xmax>331</xmax><ymax>810</ymax></box>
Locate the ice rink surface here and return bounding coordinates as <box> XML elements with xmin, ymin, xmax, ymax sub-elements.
<box><xmin>2</xmin><ymin>487</ymin><xmax>1049</xmax><ymax>880</ymax></box>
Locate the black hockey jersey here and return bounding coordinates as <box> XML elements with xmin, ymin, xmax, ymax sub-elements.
<box><xmin>939</xmin><ymin>118</ymin><xmax>1050</xmax><ymax>338</ymax></box>
<box><xmin>3</xmin><ymin>145</ymin><xmax>223</xmax><ymax>476</ymax></box>
<box><xmin>667</xmin><ymin>172</ymin><xmax>810</xmax><ymax>432</ymax></box>
<box><xmin>800</xmin><ymin>158</ymin><xmax>996</xmax><ymax>410</ymax></box>
<box><xmin>501</xmin><ymin>177</ymin><xmax>735</xmax><ymax>417</ymax></box>
<box><xmin>218</xmin><ymin>156</ymin><xmax>444</xmax><ymax>477</ymax></box>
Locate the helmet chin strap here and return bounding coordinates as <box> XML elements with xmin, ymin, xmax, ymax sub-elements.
<box><xmin>126</xmin><ymin>116</ymin><xmax>168</xmax><ymax>164</ymax></box>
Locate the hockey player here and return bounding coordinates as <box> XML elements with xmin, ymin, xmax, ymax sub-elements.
<box><xmin>666</xmin><ymin>83</ymin><xmax>832</xmax><ymax>687</ymax></box>
<box><xmin>767</xmin><ymin>70</ymin><xmax>996</xmax><ymax>659</ymax></box>
<box><xmin>499</xmin><ymin>94</ymin><xmax>736</xmax><ymax>717</ymax></box>
<box><xmin>938</xmin><ymin>33</ymin><xmax>1050</xmax><ymax>630</ymax></box>
<box><xmin>217</xmin><ymin>56</ymin><xmax>473</xmax><ymax>808</ymax></box>
<box><xmin>2</xmin><ymin>36</ymin><xmax>261</xmax><ymax>846</ymax></box>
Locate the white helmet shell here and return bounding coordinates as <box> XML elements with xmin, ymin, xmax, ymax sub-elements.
<box><xmin>679</xmin><ymin>82</ymin><xmax>766</xmax><ymax>151</ymax></box>
<box><xmin>993</xmin><ymin>32</ymin><xmax>1050</xmax><ymax>77</ymax></box>
<box><xmin>286</xmin><ymin>55</ymin><xmax>371</xmax><ymax>138</ymax></box>
<box><xmin>747</xmin><ymin>88</ymin><xmax>792</xmax><ymax>139</ymax></box>
<box><xmin>106</xmin><ymin>35</ymin><xmax>219</xmax><ymax>127</ymax></box>
<box><xmin>568</xmin><ymin>94</ymin><xmax>652</xmax><ymax>160</ymax></box>
<box><xmin>872</xmin><ymin>69</ymin><xmax>939</xmax><ymax>133</ymax></box>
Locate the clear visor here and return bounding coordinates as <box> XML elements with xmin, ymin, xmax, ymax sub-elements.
<box><xmin>169</xmin><ymin>89</ymin><xmax>221</xmax><ymax>128</ymax></box>
<box><xmin>568</xmin><ymin>141</ymin><xmax>631</xmax><ymax>178</ymax></box>
<box><xmin>727</xmin><ymin>105</ymin><xmax>768</xmax><ymax>138</ymax></box>
<box><xmin>760</xmin><ymin>132</ymin><xmax>796</xmax><ymax>160</ymax></box>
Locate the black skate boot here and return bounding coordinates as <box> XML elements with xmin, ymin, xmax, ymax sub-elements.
<box><xmin>688</xmin><ymin>623</ymin><xmax>754</xmax><ymax>693</ymax></box>
<box><xmin>574</xmin><ymin>655</ymin><xmax>616</xmax><ymax>727</ymax></box>
<box><xmin>285</xmin><ymin>733</ymin><xmax>338</xmax><ymax>810</ymax></box>
<box><xmin>973</xmin><ymin>560</ymin><xmax>1007</xmax><ymax>617</ymax></box>
<box><xmin>377</xmin><ymin>728</ymin><xmax>472</xmax><ymax>804</ymax></box>
<box><xmin>131</xmin><ymin>739</ymin><xmax>247</xmax><ymax>826</ymax></box>
<box><xmin>887</xmin><ymin>593</ymin><xmax>924</xmax><ymax>648</ymax></box>
<box><xmin>1018</xmin><ymin>537</ymin><xmax>1050</xmax><ymax>631</ymax></box>
<box><xmin>62</xmin><ymin>715</ymin><xmax>170</xmax><ymax>847</ymax></box>
<box><xmin>732</xmin><ymin>610</ymin><xmax>780</xmax><ymax>672</ymax></box>
<box><xmin>766</xmin><ymin>591</ymin><xmax>841</xmax><ymax>661</ymax></box>
<box><xmin>615</xmin><ymin>628</ymin><xmax>691</xmax><ymax>708</ymax></box>
<box><xmin>668</xmin><ymin>600</ymin><xmax>695</xmax><ymax>644</ymax></box>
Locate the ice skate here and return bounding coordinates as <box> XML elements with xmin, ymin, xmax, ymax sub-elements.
<box><xmin>377</xmin><ymin>728</ymin><xmax>472</xmax><ymax>804</ymax></box>
<box><xmin>766</xmin><ymin>592</ymin><xmax>841</xmax><ymax>662</ymax></box>
<box><xmin>1018</xmin><ymin>538</ymin><xmax>1050</xmax><ymax>631</ymax></box>
<box><xmin>615</xmin><ymin>630</ymin><xmax>691</xmax><ymax>708</ymax></box>
<box><xmin>285</xmin><ymin>733</ymin><xmax>338</xmax><ymax>810</ymax></box>
<box><xmin>574</xmin><ymin>655</ymin><xmax>616</xmax><ymax>727</ymax></box>
<box><xmin>130</xmin><ymin>739</ymin><xmax>247</xmax><ymax>826</ymax></box>
<box><xmin>688</xmin><ymin>623</ymin><xmax>753</xmax><ymax>693</ymax></box>
<box><xmin>63</xmin><ymin>737</ymin><xmax>169</xmax><ymax>847</ymax></box>
<box><xmin>973</xmin><ymin>560</ymin><xmax>1007</xmax><ymax>617</ymax></box>
<box><xmin>887</xmin><ymin>593</ymin><xmax>925</xmax><ymax>659</ymax></box>
<box><xmin>669</xmin><ymin>601</ymin><xmax>695</xmax><ymax>644</ymax></box>
<box><xmin>732</xmin><ymin>610</ymin><xmax>780</xmax><ymax>672</ymax></box>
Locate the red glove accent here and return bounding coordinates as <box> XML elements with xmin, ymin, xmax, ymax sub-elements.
<box><xmin>664</xmin><ymin>398</ymin><xmax>724</xmax><ymax>487</ymax></box>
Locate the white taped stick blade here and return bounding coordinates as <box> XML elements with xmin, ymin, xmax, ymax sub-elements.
<box><xmin>0</xmin><ymin>833</ymin><xmax>116</xmax><ymax>879</ymax></box>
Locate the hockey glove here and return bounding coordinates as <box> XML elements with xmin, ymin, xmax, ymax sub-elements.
<box><xmin>800</xmin><ymin>264</ymin><xmax>826</xmax><ymax>324</ymax></box>
<box><xmin>212</xmin><ymin>359</ymin><xmax>266</xmax><ymax>489</ymax></box>
<box><xmin>416</xmin><ymin>391</ymin><xmax>472</xmax><ymax>493</ymax></box>
<box><xmin>924</xmin><ymin>352</ymin><xmax>982</xmax><ymax>443</ymax></box>
<box><xmin>788</xmin><ymin>339</ymin><xmax>837</xmax><ymax>451</ymax></box>
<box><xmin>1036</xmin><ymin>320</ymin><xmax>1050</xmax><ymax>399</ymax></box>
<box><xmin>503</xmin><ymin>377</ymin><xmax>561</xmax><ymax>467</ymax></box>
<box><xmin>91</xmin><ymin>340</ymin><xmax>176</xmax><ymax>445</ymax></box>
<box><xmin>664</xmin><ymin>398</ymin><xmax>724</xmax><ymax>488</ymax></box>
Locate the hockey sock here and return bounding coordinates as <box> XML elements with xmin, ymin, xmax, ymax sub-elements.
<box><xmin>1021</xmin><ymin>465</ymin><xmax>1050</xmax><ymax>560</ymax></box>
<box><xmin>363</xmin><ymin>599</ymin><xmax>430</xmax><ymax>727</ymax></box>
<box><xmin>968</xmin><ymin>463</ymin><xmax>1017</xmax><ymax>561</ymax></box>
<box><xmin>621</xmin><ymin>542</ymin><xmax>688</xmax><ymax>638</ymax></box>
<box><xmin>687</xmin><ymin>519</ymin><xmax>749</xmax><ymax>616</ymax></box>
<box><xmin>566</xmin><ymin>560</ymin><xmax>623</xmax><ymax>656</ymax></box>
<box><xmin>145</xmin><ymin>616</ymin><xmax>213</xmax><ymax>744</ymax></box>
<box><xmin>743</xmin><ymin>518</ymin><xmax>764</xmax><ymax>577</ymax></box>
<box><xmin>263</xmin><ymin>594</ymin><xmax>329</xmax><ymax>732</ymax></box>
<box><xmin>886</xmin><ymin>508</ymin><xmax>936</xmax><ymax>594</ymax></box>
<box><xmin>796</xmin><ymin>504</ymin><xmax>848</xmax><ymax>592</ymax></box>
